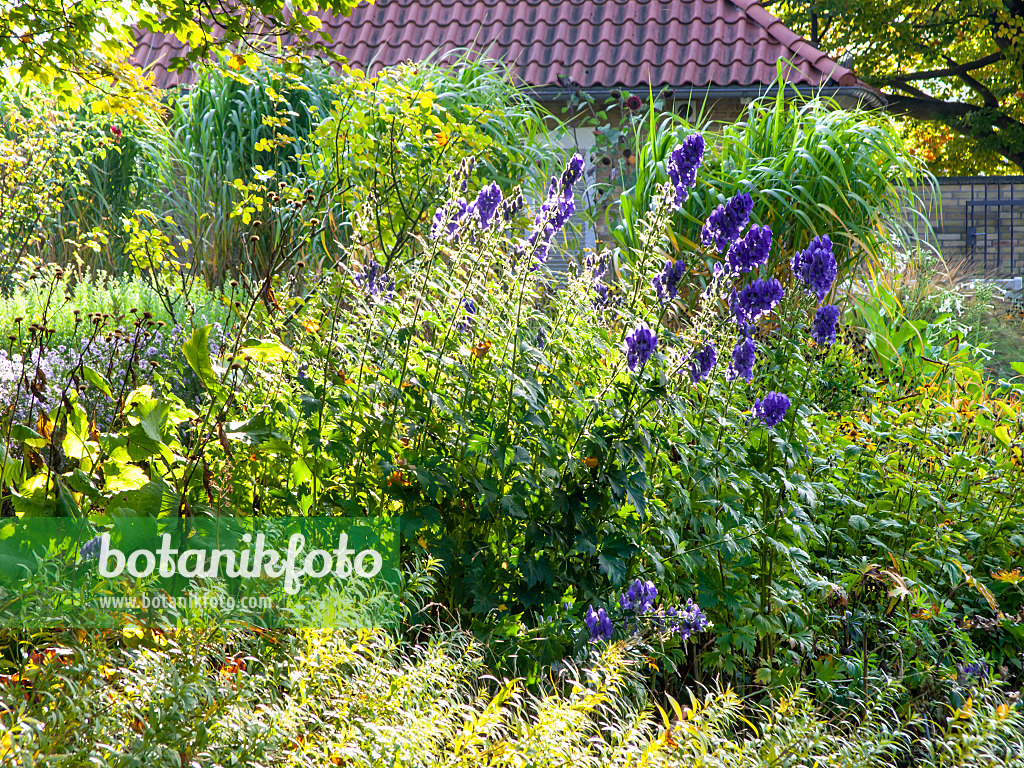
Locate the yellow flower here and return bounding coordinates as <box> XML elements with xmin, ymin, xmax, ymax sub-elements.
<box><xmin>301</xmin><ymin>317</ymin><xmax>320</xmax><ymax>334</ymax></box>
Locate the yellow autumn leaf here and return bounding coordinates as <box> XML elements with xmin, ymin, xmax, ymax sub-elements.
<box><xmin>995</xmin><ymin>425</ymin><xmax>1011</xmax><ymax>446</ymax></box>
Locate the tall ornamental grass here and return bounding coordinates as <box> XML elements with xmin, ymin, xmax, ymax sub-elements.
<box><xmin>614</xmin><ymin>77</ymin><xmax>936</xmax><ymax>301</ymax></box>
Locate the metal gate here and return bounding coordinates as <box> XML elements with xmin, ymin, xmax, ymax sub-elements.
<box><xmin>964</xmin><ymin>177</ymin><xmax>1024</xmax><ymax>276</ymax></box>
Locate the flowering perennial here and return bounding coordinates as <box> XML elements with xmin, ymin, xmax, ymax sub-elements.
<box><xmin>811</xmin><ymin>304</ymin><xmax>841</xmax><ymax>346</ymax></box>
<box><xmin>355</xmin><ymin>259</ymin><xmax>394</xmax><ymax>302</ymax></box>
<box><xmin>730</xmin><ymin>278</ymin><xmax>785</xmax><ymax>325</ymax></box>
<box><xmin>457</xmin><ymin>298</ymin><xmax>477</xmax><ymax>333</ymax></box>
<box><xmin>430</xmin><ymin>197</ymin><xmax>468</xmax><ymax>242</ymax></box>
<box><xmin>701</xmin><ymin>192</ymin><xmax>753</xmax><ymax>253</ymax></box>
<box><xmin>723</xmin><ymin>224</ymin><xmax>772</xmax><ymax>276</ymax></box>
<box><xmin>625</xmin><ymin>323</ymin><xmax>658</xmax><ymax>372</ymax></box>
<box><xmin>791</xmin><ymin>235</ymin><xmax>838</xmax><ymax>301</ymax></box>
<box><xmin>726</xmin><ymin>334</ymin><xmax>756</xmax><ymax>383</ymax></box>
<box><xmin>666</xmin><ymin>134</ymin><xmax>705</xmax><ymax>209</ymax></box>
<box><xmin>619</xmin><ymin>579</ymin><xmax>658</xmax><ymax>613</ymax></box>
<box><xmin>470</xmin><ymin>182</ymin><xmax>503</xmax><ymax>230</ymax></box>
<box><xmin>584</xmin><ymin>606</ymin><xmax>614</xmax><ymax>641</ymax></box>
<box><xmin>527</xmin><ymin>154</ymin><xmax>584</xmax><ymax>264</ymax></box>
<box><xmin>662</xmin><ymin>599</ymin><xmax>712</xmax><ymax>642</ymax></box>
<box><xmin>689</xmin><ymin>342</ymin><xmax>717</xmax><ymax>384</ymax></box>
<box><xmin>753</xmin><ymin>391</ymin><xmax>791</xmax><ymax>427</ymax></box>
<box><xmin>652</xmin><ymin>259</ymin><xmax>687</xmax><ymax>306</ymax></box>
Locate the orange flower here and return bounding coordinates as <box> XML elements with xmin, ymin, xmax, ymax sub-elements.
<box><xmin>583</xmin><ymin>457</ymin><xmax>599</xmax><ymax>468</ymax></box>
<box><xmin>471</xmin><ymin>340</ymin><xmax>492</xmax><ymax>359</ymax></box>
<box><xmin>301</xmin><ymin>317</ymin><xmax>320</xmax><ymax>333</ymax></box>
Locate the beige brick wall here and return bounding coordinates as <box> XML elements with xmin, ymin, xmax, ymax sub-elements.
<box><xmin>909</xmin><ymin>177</ymin><xmax>1024</xmax><ymax>278</ymax></box>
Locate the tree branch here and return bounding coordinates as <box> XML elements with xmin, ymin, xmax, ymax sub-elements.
<box><xmin>884</xmin><ymin>94</ymin><xmax>1024</xmax><ymax>171</ymax></box>
<box><xmin>882</xmin><ymin>51</ymin><xmax>1003</xmax><ymax>83</ymax></box>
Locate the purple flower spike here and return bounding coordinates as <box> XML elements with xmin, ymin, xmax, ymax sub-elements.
<box><xmin>528</xmin><ymin>153</ymin><xmax>584</xmax><ymax>265</ymax></box>
<box><xmin>625</xmin><ymin>322</ymin><xmax>658</xmax><ymax>372</ymax></box>
<box><xmin>355</xmin><ymin>259</ymin><xmax>395</xmax><ymax>303</ymax></box>
<box><xmin>701</xmin><ymin>192</ymin><xmax>754</xmax><ymax>253</ymax></box>
<box><xmin>723</xmin><ymin>224</ymin><xmax>772</xmax><ymax>276</ymax></box>
<box><xmin>752</xmin><ymin>391</ymin><xmax>791</xmax><ymax>427</ymax></box>
<box><xmin>584</xmin><ymin>605</ymin><xmax>614</xmax><ymax>641</ymax></box>
<box><xmin>811</xmin><ymin>304</ymin><xmax>841</xmax><ymax>346</ymax></box>
<box><xmin>430</xmin><ymin>197</ymin><xmax>469</xmax><ymax>242</ymax></box>
<box><xmin>472</xmin><ymin>182</ymin><xmax>503</xmax><ymax>230</ymax></box>
<box><xmin>688</xmin><ymin>342</ymin><xmax>717</xmax><ymax>384</ymax></box>
<box><xmin>652</xmin><ymin>259</ymin><xmax>687</xmax><ymax>306</ymax></box>
<box><xmin>791</xmin><ymin>235</ymin><xmax>838</xmax><ymax>302</ymax></box>
<box><xmin>620</xmin><ymin>578</ymin><xmax>658</xmax><ymax>613</ymax></box>
<box><xmin>667</xmin><ymin>134</ymin><xmax>705</xmax><ymax>209</ymax></box>
<box><xmin>726</xmin><ymin>334</ymin><xmax>756</xmax><ymax>383</ymax></box>
<box><xmin>730</xmin><ymin>278</ymin><xmax>784</xmax><ymax>325</ymax></box>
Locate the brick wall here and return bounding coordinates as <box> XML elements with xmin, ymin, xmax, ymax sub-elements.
<box><xmin>910</xmin><ymin>177</ymin><xmax>1024</xmax><ymax>277</ymax></box>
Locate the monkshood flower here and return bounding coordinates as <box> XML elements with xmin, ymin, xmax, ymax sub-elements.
<box><xmin>688</xmin><ymin>342</ymin><xmax>717</xmax><ymax>384</ymax></box>
<box><xmin>355</xmin><ymin>259</ymin><xmax>394</xmax><ymax>302</ymax></box>
<box><xmin>730</xmin><ymin>278</ymin><xmax>784</xmax><ymax>325</ymax></box>
<box><xmin>666</xmin><ymin>134</ymin><xmax>705</xmax><ymax>209</ymax></box>
<box><xmin>811</xmin><ymin>304</ymin><xmax>841</xmax><ymax>346</ymax></box>
<box><xmin>469</xmin><ymin>182</ymin><xmax>503</xmax><ymax>230</ymax></box>
<box><xmin>791</xmin><ymin>234</ymin><xmax>838</xmax><ymax>302</ymax></box>
<box><xmin>457</xmin><ymin>297</ymin><xmax>477</xmax><ymax>333</ymax></box>
<box><xmin>753</xmin><ymin>391</ymin><xmax>791</xmax><ymax>427</ymax></box>
<box><xmin>652</xmin><ymin>258</ymin><xmax>687</xmax><ymax>306</ymax></box>
<box><xmin>663</xmin><ymin>599</ymin><xmax>712</xmax><ymax>641</ymax></box>
<box><xmin>960</xmin><ymin>660</ymin><xmax>989</xmax><ymax>682</ymax></box>
<box><xmin>726</xmin><ymin>333</ymin><xmax>756</xmax><ymax>383</ymax></box>
<box><xmin>535</xmin><ymin>326</ymin><xmax>547</xmax><ymax>350</ymax></box>
<box><xmin>527</xmin><ymin>153</ymin><xmax>585</xmax><ymax>264</ymax></box>
<box><xmin>701</xmin><ymin>192</ymin><xmax>753</xmax><ymax>253</ymax></box>
<box><xmin>625</xmin><ymin>322</ymin><xmax>658</xmax><ymax>372</ymax></box>
<box><xmin>500</xmin><ymin>190</ymin><xmax>524</xmax><ymax>223</ymax></box>
<box><xmin>723</xmin><ymin>224</ymin><xmax>772</xmax><ymax>277</ymax></box>
<box><xmin>584</xmin><ymin>605</ymin><xmax>614</xmax><ymax>641</ymax></box>
<box><xmin>620</xmin><ymin>578</ymin><xmax>658</xmax><ymax>613</ymax></box>
<box><xmin>430</xmin><ymin>197</ymin><xmax>469</xmax><ymax>242</ymax></box>
<box><xmin>79</xmin><ymin>535</ymin><xmax>103</xmax><ymax>560</ymax></box>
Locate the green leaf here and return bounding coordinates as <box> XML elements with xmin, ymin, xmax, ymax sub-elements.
<box><xmin>182</xmin><ymin>324</ymin><xmax>218</xmax><ymax>389</ymax></box>
<box><xmin>82</xmin><ymin>366</ymin><xmax>113</xmax><ymax>398</ymax></box>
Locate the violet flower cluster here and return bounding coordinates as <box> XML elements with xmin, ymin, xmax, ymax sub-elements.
<box><xmin>722</xmin><ymin>224</ymin><xmax>772</xmax><ymax>277</ymax></box>
<box><xmin>625</xmin><ymin>322</ymin><xmax>658</xmax><ymax>372</ymax></box>
<box><xmin>688</xmin><ymin>342</ymin><xmax>717</xmax><ymax>384</ymax></box>
<box><xmin>457</xmin><ymin>298</ymin><xmax>478</xmax><ymax>334</ymax></box>
<box><xmin>752</xmin><ymin>391</ymin><xmax>791</xmax><ymax>427</ymax></box>
<box><xmin>701</xmin><ymin>193</ymin><xmax>753</xmax><ymax>253</ymax></box>
<box><xmin>527</xmin><ymin>153</ymin><xmax>585</xmax><ymax>264</ymax></box>
<box><xmin>355</xmin><ymin>259</ymin><xmax>395</xmax><ymax>303</ymax></box>
<box><xmin>666</xmin><ymin>133</ymin><xmax>705</xmax><ymax>209</ymax></box>
<box><xmin>811</xmin><ymin>304</ymin><xmax>841</xmax><ymax>346</ymax></box>
<box><xmin>791</xmin><ymin>235</ymin><xmax>838</xmax><ymax>302</ymax></box>
<box><xmin>652</xmin><ymin>259</ymin><xmax>687</xmax><ymax>307</ymax></box>
<box><xmin>730</xmin><ymin>278</ymin><xmax>785</xmax><ymax>325</ymax></box>
<box><xmin>585</xmin><ymin>578</ymin><xmax>711</xmax><ymax>643</ymax></box>
<box><xmin>726</xmin><ymin>333</ymin><xmax>756</xmax><ymax>383</ymax></box>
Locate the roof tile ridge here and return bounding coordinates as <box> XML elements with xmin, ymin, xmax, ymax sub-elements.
<box><xmin>725</xmin><ymin>0</ymin><xmax>855</xmax><ymax>84</ymax></box>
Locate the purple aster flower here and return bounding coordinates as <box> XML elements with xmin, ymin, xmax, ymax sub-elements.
<box><xmin>619</xmin><ymin>578</ymin><xmax>658</xmax><ymax>613</ymax></box>
<box><xmin>584</xmin><ymin>605</ymin><xmax>614</xmax><ymax>641</ymax></box>
<box><xmin>470</xmin><ymin>182</ymin><xmax>503</xmax><ymax>230</ymax></box>
<box><xmin>355</xmin><ymin>259</ymin><xmax>394</xmax><ymax>302</ymax></box>
<box><xmin>624</xmin><ymin>322</ymin><xmax>658</xmax><ymax>372</ymax></box>
<box><xmin>688</xmin><ymin>342</ymin><xmax>717</xmax><ymax>384</ymax></box>
<box><xmin>725</xmin><ymin>334</ymin><xmax>756</xmax><ymax>383</ymax></box>
<box><xmin>752</xmin><ymin>391</ymin><xmax>791</xmax><ymax>428</ymax></box>
<box><xmin>652</xmin><ymin>259</ymin><xmax>687</xmax><ymax>306</ymax></box>
<box><xmin>730</xmin><ymin>278</ymin><xmax>784</xmax><ymax>325</ymax></box>
<box><xmin>811</xmin><ymin>304</ymin><xmax>841</xmax><ymax>346</ymax></box>
<box><xmin>701</xmin><ymin>192</ymin><xmax>753</xmax><ymax>253</ymax></box>
<box><xmin>430</xmin><ymin>197</ymin><xmax>469</xmax><ymax>242</ymax></box>
<box><xmin>666</xmin><ymin>134</ymin><xmax>705</xmax><ymax>209</ymax></box>
<box><xmin>791</xmin><ymin>235</ymin><xmax>838</xmax><ymax>302</ymax></box>
<box><xmin>723</xmin><ymin>224</ymin><xmax>772</xmax><ymax>276</ymax></box>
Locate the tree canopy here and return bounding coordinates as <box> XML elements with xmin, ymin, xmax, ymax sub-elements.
<box><xmin>0</xmin><ymin>0</ymin><xmax>364</xmax><ymax>107</ymax></box>
<box><xmin>772</xmin><ymin>0</ymin><xmax>1024</xmax><ymax>174</ymax></box>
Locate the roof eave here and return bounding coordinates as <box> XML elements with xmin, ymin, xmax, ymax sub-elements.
<box><xmin>526</xmin><ymin>83</ymin><xmax>888</xmax><ymax>111</ymax></box>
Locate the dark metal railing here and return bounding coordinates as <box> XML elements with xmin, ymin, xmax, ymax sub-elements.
<box><xmin>954</xmin><ymin>176</ymin><xmax>1024</xmax><ymax>276</ymax></box>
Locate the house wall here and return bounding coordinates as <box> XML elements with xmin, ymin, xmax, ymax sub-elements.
<box><xmin>909</xmin><ymin>177</ymin><xmax>1024</xmax><ymax>278</ymax></box>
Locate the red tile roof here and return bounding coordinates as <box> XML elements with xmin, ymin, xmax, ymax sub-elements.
<box><xmin>132</xmin><ymin>0</ymin><xmax>865</xmax><ymax>93</ymax></box>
